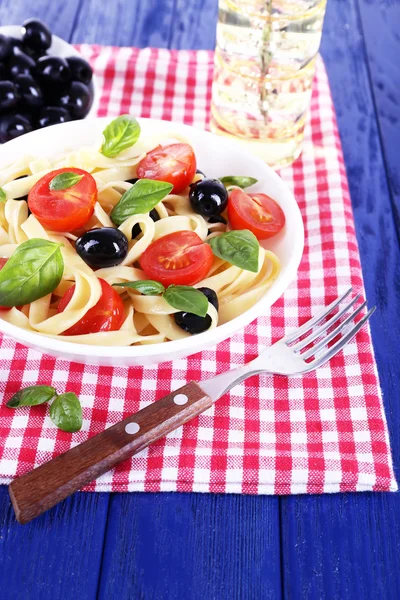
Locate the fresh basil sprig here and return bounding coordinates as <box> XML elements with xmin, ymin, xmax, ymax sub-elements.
<box><xmin>49</xmin><ymin>392</ymin><xmax>82</xmax><ymax>433</ymax></box>
<box><xmin>113</xmin><ymin>280</ymin><xmax>208</xmax><ymax>317</ymax></box>
<box><xmin>49</xmin><ymin>172</ymin><xmax>83</xmax><ymax>191</ymax></box>
<box><xmin>0</xmin><ymin>239</ymin><xmax>64</xmax><ymax>307</ymax></box>
<box><xmin>113</xmin><ymin>280</ymin><xmax>166</xmax><ymax>295</ymax></box>
<box><xmin>163</xmin><ymin>285</ymin><xmax>208</xmax><ymax>317</ymax></box>
<box><xmin>0</xmin><ymin>187</ymin><xmax>6</xmax><ymax>202</ymax></box>
<box><xmin>7</xmin><ymin>385</ymin><xmax>57</xmax><ymax>408</ymax></box>
<box><xmin>219</xmin><ymin>176</ymin><xmax>258</xmax><ymax>189</ymax></box>
<box><xmin>111</xmin><ymin>179</ymin><xmax>173</xmax><ymax>226</ymax></box>
<box><xmin>208</xmin><ymin>229</ymin><xmax>259</xmax><ymax>273</ymax></box>
<box><xmin>101</xmin><ymin>115</ymin><xmax>141</xmax><ymax>158</ymax></box>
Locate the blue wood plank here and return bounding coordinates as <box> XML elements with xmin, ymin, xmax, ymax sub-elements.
<box><xmin>0</xmin><ymin>487</ymin><xmax>110</xmax><ymax>600</ymax></box>
<box><xmin>281</xmin><ymin>0</ymin><xmax>400</xmax><ymax>597</ymax></box>
<box><xmin>98</xmin><ymin>492</ymin><xmax>282</xmax><ymax>600</ymax></box>
<box><xmin>0</xmin><ymin>0</ymin><xmax>81</xmax><ymax>41</ymax></box>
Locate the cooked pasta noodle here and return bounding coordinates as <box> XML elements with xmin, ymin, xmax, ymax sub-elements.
<box><xmin>0</xmin><ymin>136</ymin><xmax>281</xmax><ymax>346</ymax></box>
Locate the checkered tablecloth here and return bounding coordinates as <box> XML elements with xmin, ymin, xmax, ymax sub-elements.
<box><xmin>0</xmin><ymin>46</ymin><xmax>396</xmax><ymax>494</ymax></box>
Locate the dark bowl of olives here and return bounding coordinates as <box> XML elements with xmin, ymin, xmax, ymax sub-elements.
<box><xmin>0</xmin><ymin>22</ymin><xmax>99</xmax><ymax>144</ymax></box>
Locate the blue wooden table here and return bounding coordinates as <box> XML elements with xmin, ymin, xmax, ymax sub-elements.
<box><xmin>0</xmin><ymin>1</ymin><xmax>399</xmax><ymax>598</ymax></box>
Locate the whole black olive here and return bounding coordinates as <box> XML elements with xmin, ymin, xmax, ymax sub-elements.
<box><xmin>38</xmin><ymin>106</ymin><xmax>71</xmax><ymax>128</ymax></box>
<box><xmin>58</xmin><ymin>80</ymin><xmax>92</xmax><ymax>118</ymax></box>
<box><xmin>131</xmin><ymin>208</ymin><xmax>160</xmax><ymax>239</ymax></box>
<box><xmin>189</xmin><ymin>178</ymin><xmax>228</xmax><ymax>217</ymax></box>
<box><xmin>174</xmin><ymin>287</ymin><xmax>218</xmax><ymax>334</ymax></box>
<box><xmin>66</xmin><ymin>56</ymin><xmax>93</xmax><ymax>85</ymax></box>
<box><xmin>21</xmin><ymin>19</ymin><xmax>52</xmax><ymax>53</ymax></box>
<box><xmin>75</xmin><ymin>228</ymin><xmax>129</xmax><ymax>268</ymax></box>
<box><xmin>36</xmin><ymin>55</ymin><xmax>71</xmax><ymax>85</ymax></box>
<box><xmin>196</xmin><ymin>169</ymin><xmax>206</xmax><ymax>177</ymax></box>
<box><xmin>0</xmin><ymin>62</ymin><xmax>8</xmax><ymax>79</ymax></box>
<box><xmin>0</xmin><ymin>34</ymin><xmax>10</xmax><ymax>61</ymax></box>
<box><xmin>0</xmin><ymin>81</ymin><xmax>20</xmax><ymax>111</ymax></box>
<box><xmin>14</xmin><ymin>74</ymin><xmax>43</xmax><ymax>109</ymax></box>
<box><xmin>126</xmin><ymin>177</ymin><xmax>139</xmax><ymax>185</ymax></box>
<box><xmin>208</xmin><ymin>215</ymin><xmax>227</xmax><ymax>225</ymax></box>
<box><xmin>9</xmin><ymin>47</ymin><xmax>36</xmax><ymax>79</ymax></box>
<box><xmin>0</xmin><ymin>113</ymin><xmax>32</xmax><ymax>143</ymax></box>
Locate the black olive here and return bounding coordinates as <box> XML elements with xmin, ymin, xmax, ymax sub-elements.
<box><xmin>131</xmin><ymin>208</ymin><xmax>160</xmax><ymax>239</ymax></box>
<box><xmin>75</xmin><ymin>228</ymin><xmax>129</xmax><ymax>269</ymax></box>
<box><xmin>0</xmin><ymin>113</ymin><xmax>32</xmax><ymax>143</ymax></box>
<box><xmin>0</xmin><ymin>35</ymin><xmax>10</xmax><ymax>61</ymax></box>
<box><xmin>196</xmin><ymin>169</ymin><xmax>206</xmax><ymax>177</ymax></box>
<box><xmin>0</xmin><ymin>62</ymin><xmax>8</xmax><ymax>79</ymax></box>
<box><xmin>14</xmin><ymin>74</ymin><xmax>44</xmax><ymax>109</ymax></box>
<box><xmin>66</xmin><ymin>56</ymin><xmax>93</xmax><ymax>85</ymax></box>
<box><xmin>38</xmin><ymin>106</ymin><xmax>71</xmax><ymax>128</ymax></box>
<box><xmin>174</xmin><ymin>287</ymin><xmax>218</xmax><ymax>334</ymax></box>
<box><xmin>36</xmin><ymin>55</ymin><xmax>71</xmax><ymax>85</ymax></box>
<box><xmin>21</xmin><ymin>19</ymin><xmax>52</xmax><ymax>53</ymax></box>
<box><xmin>9</xmin><ymin>47</ymin><xmax>36</xmax><ymax>79</ymax></box>
<box><xmin>126</xmin><ymin>178</ymin><xmax>139</xmax><ymax>185</ymax></box>
<box><xmin>208</xmin><ymin>215</ymin><xmax>227</xmax><ymax>225</ymax></box>
<box><xmin>58</xmin><ymin>80</ymin><xmax>92</xmax><ymax>119</ymax></box>
<box><xmin>189</xmin><ymin>178</ymin><xmax>228</xmax><ymax>217</ymax></box>
<box><xmin>0</xmin><ymin>81</ymin><xmax>20</xmax><ymax>111</ymax></box>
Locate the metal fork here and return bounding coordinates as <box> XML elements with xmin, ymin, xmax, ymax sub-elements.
<box><xmin>9</xmin><ymin>287</ymin><xmax>374</xmax><ymax>524</ymax></box>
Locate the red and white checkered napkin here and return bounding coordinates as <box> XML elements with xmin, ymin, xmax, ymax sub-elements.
<box><xmin>0</xmin><ymin>46</ymin><xmax>396</xmax><ymax>494</ymax></box>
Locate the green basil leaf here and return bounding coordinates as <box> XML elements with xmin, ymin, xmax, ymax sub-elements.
<box><xmin>0</xmin><ymin>238</ymin><xmax>64</xmax><ymax>307</ymax></box>
<box><xmin>163</xmin><ymin>285</ymin><xmax>208</xmax><ymax>318</ymax></box>
<box><xmin>7</xmin><ymin>385</ymin><xmax>57</xmax><ymax>408</ymax></box>
<box><xmin>49</xmin><ymin>392</ymin><xmax>82</xmax><ymax>433</ymax></box>
<box><xmin>49</xmin><ymin>172</ymin><xmax>84</xmax><ymax>191</ymax></box>
<box><xmin>111</xmin><ymin>179</ymin><xmax>173</xmax><ymax>226</ymax></box>
<box><xmin>219</xmin><ymin>176</ymin><xmax>258</xmax><ymax>189</ymax></box>
<box><xmin>112</xmin><ymin>280</ymin><xmax>165</xmax><ymax>295</ymax></box>
<box><xmin>208</xmin><ymin>229</ymin><xmax>259</xmax><ymax>273</ymax></box>
<box><xmin>101</xmin><ymin>115</ymin><xmax>141</xmax><ymax>158</ymax></box>
<box><xmin>0</xmin><ymin>187</ymin><xmax>6</xmax><ymax>202</ymax></box>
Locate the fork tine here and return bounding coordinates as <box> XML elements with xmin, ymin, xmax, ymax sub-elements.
<box><xmin>292</xmin><ymin>293</ymin><xmax>362</xmax><ymax>352</ymax></box>
<box><xmin>301</xmin><ymin>300</ymin><xmax>367</xmax><ymax>360</ymax></box>
<box><xmin>306</xmin><ymin>306</ymin><xmax>376</xmax><ymax>370</ymax></box>
<box><xmin>283</xmin><ymin>287</ymin><xmax>352</xmax><ymax>344</ymax></box>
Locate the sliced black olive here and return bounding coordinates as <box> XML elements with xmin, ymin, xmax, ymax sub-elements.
<box><xmin>75</xmin><ymin>228</ymin><xmax>129</xmax><ymax>269</ymax></box>
<box><xmin>0</xmin><ymin>35</ymin><xmax>10</xmax><ymax>61</ymax></box>
<box><xmin>57</xmin><ymin>80</ymin><xmax>92</xmax><ymax>118</ymax></box>
<box><xmin>21</xmin><ymin>19</ymin><xmax>52</xmax><ymax>53</ymax></box>
<box><xmin>174</xmin><ymin>287</ymin><xmax>218</xmax><ymax>334</ymax></box>
<box><xmin>0</xmin><ymin>81</ymin><xmax>20</xmax><ymax>111</ymax></box>
<box><xmin>15</xmin><ymin>74</ymin><xmax>44</xmax><ymax>109</ymax></box>
<box><xmin>131</xmin><ymin>208</ymin><xmax>160</xmax><ymax>239</ymax></box>
<box><xmin>38</xmin><ymin>106</ymin><xmax>71</xmax><ymax>128</ymax></box>
<box><xmin>208</xmin><ymin>215</ymin><xmax>227</xmax><ymax>225</ymax></box>
<box><xmin>0</xmin><ymin>113</ymin><xmax>32</xmax><ymax>143</ymax></box>
<box><xmin>36</xmin><ymin>55</ymin><xmax>71</xmax><ymax>85</ymax></box>
<box><xmin>66</xmin><ymin>56</ymin><xmax>93</xmax><ymax>85</ymax></box>
<box><xmin>9</xmin><ymin>47</ymin><xmax>36</xmax><ymax>79</ymax></box>
<box><xmin>189</xmin><ymin>178</ymin><xmax>228</xmax><ymax>217</ymax></box>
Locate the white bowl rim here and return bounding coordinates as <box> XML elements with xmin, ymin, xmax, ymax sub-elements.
<box><xmin>0</xmin><ymin>117</ymin><xmax>304</xmax><ymax>360</ymax></box>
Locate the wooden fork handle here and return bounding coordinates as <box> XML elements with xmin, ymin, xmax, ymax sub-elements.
<box><xmin>9</xmin><ymin>382</ymin><xmax>212</xmax><ymax>524</ymax></box>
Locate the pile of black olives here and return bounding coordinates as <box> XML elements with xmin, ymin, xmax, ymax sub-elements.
<box><xmin>0</xmin><ymin>19</ymin><xmax>94</xmax><ymax>143</ymax></box>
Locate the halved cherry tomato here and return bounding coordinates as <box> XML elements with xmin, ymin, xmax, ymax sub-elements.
<box><xmin>0</xmin><ymin>258</ymin><xmax>10</xmax><ymax>311</ymax></box>
<box><xmin>28</xmin><ymin>167</ymin><xmax>97</xmax><ymax>232</ymax></box>
<box><xmin>227</xmin><ymin>189</ymin><xmax>285</xmax><ymax>240</ymax></box>
<box><xmin>57</xmin><ymin>278</ymin><xmax>124</xmax><ymax>335</ymax></box>
<box><xmin>140</xmin><ymin>230</ymin><xmax>213</xmax><ymax>286</ymax></box>
<box><xmin>136</xmin><ymin>143</ymin><xmax>196</xmax><ymax>194</ymax></box>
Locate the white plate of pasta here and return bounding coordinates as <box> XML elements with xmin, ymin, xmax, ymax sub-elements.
<box><xmin>0</xmin><ymin>116</ymin><xmax>303</xmax><ymax>366</ymax></box>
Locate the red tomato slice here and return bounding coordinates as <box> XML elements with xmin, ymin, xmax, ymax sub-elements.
<box><xmin>28</xmin><ymin>167</ymin><xmax>97</xmax><ymax>232</ymax></box>
<box><xmin>227</xmin><ymin>189</ymin><xmax>285</xmax><ymax>240</ymax></box>
<box><xmin>140</xmin><ymin>230</ymin><xmax>213</xmax><ymax>286</ymax></box>
<box><xmin>0</xmin><ymin>258</ymin><xmax>10</xmax><ymax>311</ymax></box>
<box><xmin>136</xmin><ymin>143</ymin><xmax>196</xmax><ymax>194</ymax></box>
<box><xmin>57</xmin><ymin>278</ymin><xmax>124</xmax><ymax>336</ymax></box>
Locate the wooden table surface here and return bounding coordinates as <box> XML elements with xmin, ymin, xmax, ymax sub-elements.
<box><xmin>0</xmin><ymin>1</ymin><xmax>399</xmax><ymax>598</ymax></box>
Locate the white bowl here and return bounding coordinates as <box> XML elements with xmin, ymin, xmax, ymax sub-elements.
<box><xmin>0</xmin><ymin>25</ymin><xmax>99</xmax><ymax>118</ymax></box>
<box><xmin>0</xmin><ymin>118</ymin><xmax>304</xmax><ymax>366</ymax></box>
